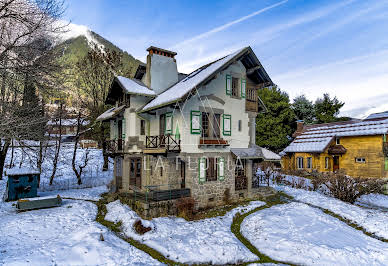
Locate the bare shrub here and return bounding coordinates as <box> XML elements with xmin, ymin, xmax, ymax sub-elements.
<box><xmin>325</xmin><ymin>171</ymin><xmax>384</xmax><ymax>203</ymax></box>
<box><xmin>310</xmin><ymin>171</ymin><xmax>326</xmax><ymax>191</ymax></box>
<box><xmin>258</xmin><ymin>161</ymin><xmax>279</xmax><ymax>186</ymax></box>
<box><xmin>176</xmin><ymin>197</ymin><xmax>196</xmax><ymax>220</ymax></box>
<box><xmin>133</xmin><ymin>219</ymin><xmax>152</xmax><ymax>235</ymax></box>
<box><xmin>291</xmin><ymin>176</ymin><xmax>306</xmax><ymax>189</ymax></box>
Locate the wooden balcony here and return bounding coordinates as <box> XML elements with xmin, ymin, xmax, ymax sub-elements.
<box><xmin>199</xmin><ymin>138</ymin><xmax>229</xmax><ymax>147</ymax></box>
<box><xmin>246</xmin><ymin>87</ymin><xmax>258</xmax><ymax>112</ymax></box>
<box><xmin>143</xmin><ymin>135</ymin><xmax>181</xmax><ymax>154</ymax></box>
<box><xmin>103</xmin><ymin>139</ymin><xmax>125</xmax><ymax>156</ymax></box>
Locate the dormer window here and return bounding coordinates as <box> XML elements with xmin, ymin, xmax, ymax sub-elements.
<box><xmin>336</xmin><ymin>138</ymin><xmax>340</xmax><ymax>145</ymax></box>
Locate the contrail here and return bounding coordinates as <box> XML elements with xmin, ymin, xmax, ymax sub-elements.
<box><xmin>171</xmin><ymin>0</ymin><xmax>288</xmax><ymax>49</ymax></box>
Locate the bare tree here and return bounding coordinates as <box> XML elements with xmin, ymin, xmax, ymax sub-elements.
<box><xmin>0</xmin><ymin>0</ymin><xmax>65</xmax><ymax>179</ymax></box>
<box><xmin>74</xmin><ymin>46</ymin><xmax>130</xmax><ymax>171</ymax></box>
<box><xmin>49</xmin><ymin>102</ymin><xmax>62</xmax><ymax>185</ymax></box>
<box><xmin>72</xmin><ymin>111</ymin><xmax>89</xmax><ymax>185</ymax></box>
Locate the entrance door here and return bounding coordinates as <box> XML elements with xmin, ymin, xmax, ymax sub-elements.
<box><xmin>129</xmin><ymin>158</ymin><xmax>142</xmax><ymax>188</ymax></box>
<box><xmin>333</xmin><ymin>156</ymin><xmax>340</xmax><ymax>172</ymax></box>
<box><xmin>181</xmin><ymin>161</ymin><xmax>186</xmax><ymax>189</ymax></box>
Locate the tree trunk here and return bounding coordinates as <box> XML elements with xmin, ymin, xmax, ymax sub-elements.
<box><xmin>49</xmin><ymin>104</ymin><xmax>63</xmax><ymax>185</ymax></box>
<box><xmin>0</xmin><ymin>139</ymin><xmax>11</xmax><ymax>180</ymax></box>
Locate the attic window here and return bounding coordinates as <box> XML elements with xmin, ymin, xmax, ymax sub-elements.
<box><xmin>355</xmin><ymin>157</ymin><xmax>366</xmax><ymax>163</ymax></box>
<box><xmin>336</xmin><ymin>138</ymin><xmax>340</xmax><ymax>145</ymax></box>
<box><xmin>231</xmin><ymin>77</ymin><xmax>239</xmax><ymax>97</ymax></box>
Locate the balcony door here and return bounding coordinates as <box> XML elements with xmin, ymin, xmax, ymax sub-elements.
<box><xmin>129</xmin><ymin>158</ymin><xmax>142</xmax><ymax>188</ymax></box>
<box><xmin>117</xmin><ymin>119</ymin><xmax>123</xmax><ymax>150</ymax></box>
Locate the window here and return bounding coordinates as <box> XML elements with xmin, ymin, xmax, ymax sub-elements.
<box><xmin>206</xmin><ymin>157</ymin><xmax>217</xmax><ymax>181</ymax></box>
<box><xmin>307</xmin><ymin>157</ymin><xmax>312</xmax><ymax>169</ymax></box>
<box><xmin>213</xmin><ymin>113</ymin><xmax>221</xmax><ymax>138</ymax></box>
<box><xmin>247</xmin><ymin>88</ymin><xmax>256</xmax><ymax>102</ymax></box>
<box><xmin>235</xmin><ymin>159</ymin><xmax>245</xmax><ymax>177</ymax></box>
<box><xmin>201</xmin><ymin>112</ymin><xmax>209</xmax><ymax>137</ymax></box>
<box><xmin>223</xmin><ymin>114</ymin><xmax>231</xmax><ymax>136</ymax></box>
<box><xmin>297</xmin><ymin>157</ymin><xmax>304</xmax><ymax>169</ymax></box>
<box><xmin>140</xmin><ymin>120</ymin><xmax>146</xmax><ymax>135</ymax></box>
<box><xmin>238</xmin><ymin>120</ymin><xmax>242</xmax><ymax>132</ymax></box>
<box><xmin>231</xmin><ymin>77</ymin><xmax>239</xmax><ymax>97</ymax></box>
<box><xmin>325</xmin><ymin>157</ymin><xmax>329</xmax><ymax>169</ymax></box>
<box><xmin>336</xmin><ymin>138</ymin><xmax>340</xmax><ymax>145</ymax></box>
<box><xmin>355</xmin><ymin>157</ymin><xmax>366</xmax><ymax>163</ymax></box>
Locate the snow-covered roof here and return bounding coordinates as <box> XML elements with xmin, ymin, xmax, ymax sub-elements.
<box><xmin>47</xmin><ymin>119</ymin><xmax>89</xmax><ymax>126</ymax></box>
<box><xmin>96</xmin><ymin>105</ymin><xmax>125</xmax><ymax>122</ymax></box>
<box><xmin>365</xmin><ymin>111</ymin><xmax>388</xmax><ymax>121</ymax></box>
<box><xmin>140</xmin><ymin>47</ymin><xmax>247</xmax><ymax>112</ymax></box>
<box><xmin>116</xmin><ymin>76</ymin><xmax>156</xmax><ymax>96</ymax></box>
<box><xmin>283</xmin><ymin>118</ymin><xmax>388</xmax><ymax>154</ymax></box>
<box><xmin>231</xmin><ymin>145</ymin><xmax>281</xmax><ymax>161</ymax></box>
<box><xmin>5</xmin><ymin>167</ymin><xmax>40</xmax><ymax>176</ymax></box>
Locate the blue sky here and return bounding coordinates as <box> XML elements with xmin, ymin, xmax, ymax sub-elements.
<box><xmin>64</xmin><ymin>0</ymin><xmax>388</xmax><ymax>118</ymax></box>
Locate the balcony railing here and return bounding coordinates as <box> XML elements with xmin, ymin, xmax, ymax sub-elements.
<box><xmin>145</xmin><ymin>135</ymin><xmax>181</xmax><ymax>153</ymax></box>
<box><xmin>103</xmin><ymin>139</ymin><xmax>125</xmax><ymax>155</ymax></box>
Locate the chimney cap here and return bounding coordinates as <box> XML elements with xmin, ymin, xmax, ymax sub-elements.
<box><xmin>147</xmin><ymin>46</ymin><xmax>177</xmax><ymax>56</ymax></box>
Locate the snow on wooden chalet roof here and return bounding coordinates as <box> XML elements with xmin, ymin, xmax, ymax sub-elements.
<box><xmin>116</xmin><ymin>76</ymin><xmax>156</xmax><ymax>96</ymax></box>
<box><xmin>96</xmin><ymin>105</ymin><xmax>125</xmax><ymax>122</ymax></box>
<box><xmin>283</xmin><ymin>118</ymin><xmax>388</xmax><ymax>153</ymax></box>
<box><xmin>140</xmin><ymin>47</ymin><xmax>248</xmax><ymax>112</ymax></box>
<box><xmin>231</xmin><ymin>145</ymin><xmax>281</xmax><ymax>161</ymax></box>
<box><xmin>365</xmin><ymin>111</ymin><xmax>388</xmax><ymax>121</ymax></box>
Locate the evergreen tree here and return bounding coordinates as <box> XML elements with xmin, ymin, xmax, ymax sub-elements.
<box><xmin>256</xmin><ymin>86</ymin><xmax>295</xmax><ymax>152</ymax></box>
<box><xmin>314</xmin><ymin>93</ymin><xmax>345</xmax><ymax>123</ymax></box>
<box><xmin>292</xmin><ymin>95</ymin><xmax>315</xmax><ymax>124</ymax></box>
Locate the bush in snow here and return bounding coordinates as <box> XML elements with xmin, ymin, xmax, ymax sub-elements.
<box><xmin>133</xmin><ymin>219</ymin><xmax>152</xmax><ymax>235</ymax></box>
<box><xmin>176</xmin><ymin>197</ymin><xmax>196</xmax><ymax>220</ymax></box>
<box><xmin>325</xmin><ymin>171</ymin><xmax>384</xmax><ymax>203</ymax></box>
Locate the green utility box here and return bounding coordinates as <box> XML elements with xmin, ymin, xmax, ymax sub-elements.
<box><xmin>4</xmin><ymin>168</ymin><xmax>40</xmax><ymax>201</ymax></box>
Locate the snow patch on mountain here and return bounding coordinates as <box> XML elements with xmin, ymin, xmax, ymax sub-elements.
<box><xmin>59</xmin><ymin>22</ymin><xmax>104</xmax><ymax>50</ymax></box>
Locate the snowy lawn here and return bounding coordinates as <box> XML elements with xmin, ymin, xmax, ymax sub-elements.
<box><xmin>105</xmin><ymin>200</ymin><xmax>266</xmax><ymax>265</ymax></box>
<box><xmin>357</xmin><ymin>193</ymin><xmax>388</xmax><ymax>209</ymax></box>
<box><xmin>241</xmin><ymin>202</ymin><xmax>388</xmax><ymax>266</ymax></box>
<box><xmin>38</xmin><ymin>185</ymin><xmax>108</xmax><ymax>201</ymax></box>
<box><xmin>277</xmin><ymin>185</ymin><xmax>388</xmax><ymax>239</ymax></box>
<box><xmin>3</xmin><ymin>145</ymin><xmax>113</xmax><ymax>192</ymax></box>
<box><xmin>0</xmin><ymin>187</ymin><xmax>161</xmax><ymax>265</ymax></box>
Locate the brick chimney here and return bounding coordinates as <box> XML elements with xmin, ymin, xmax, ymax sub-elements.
<box><xmin>144</xmin><ymin>46</ymin><xmax>178</xmax><ymax>94</ymax></box>
<box><xmin>292</xmin><ymin>120</ymin><xmax>305</xmax><ymax>138</ymax></box>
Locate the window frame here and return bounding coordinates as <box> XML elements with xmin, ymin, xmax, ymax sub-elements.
<box><xmin>297</xmin><ymin>157</ymin><xmax>304</xmax><ymax>169</ymax></box>
<box><xmin>307</xmin><ymin>157</ymin><xmax>312</xmax><ymax>169</ymax></box>
<box><xmin>325</xmin><ymin>157</ymin><xmax>329</xmax><ymax>169</ymax></box>
<box><xmin>355</xmin><ymin>157</ymin><xmax>366</xmax><ymax>163</ymax></box>
<box><xmin>336</xmin><ymin>138</ymin><xmax>340</xmax><ymax>145</ymax></box>
<box><xmin>231</xmin><ymin>77</ymin><xmax>240</xmax><ymax>97</ymax></box>
<box><xmin>206</xmin><ymin>157</ymin><xmax>218</xmax><ymax>182</ymax></box>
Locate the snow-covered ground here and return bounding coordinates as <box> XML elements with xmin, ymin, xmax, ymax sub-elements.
<box><xmin>105</xmin><ymin>200</ymin><xmax>265</xmax><ymax>265</ymax></box>
<box><xmin>242</xmin><ymin>202</ymin><xmax>388</xmax><ymax>265</ymax></box>
<box><xmin>357</xmin><ymin>193</ymin><xmax>388</xmax><ymax>209</ymax></box>
<box><xmin>0</xmin><ymin>187</ymin><xmax>162</xmax><ymax>266</ymax></box>
<box><xmin>3</xmin><ymin>145</ymin><xmax>113</xmax><ymax>192</ymax></box>
<box><xmin>277</xmin><ymin>185</ymin><xmax>388</xmax><ymax>239</ymax></box>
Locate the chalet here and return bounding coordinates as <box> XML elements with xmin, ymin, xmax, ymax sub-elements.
<box><xmin>282</xmin><ymin>112</ymin><xmax>388</xmax><ymax>178</ymax></box>
<box><xmin>97</xmin><ymin>46</ymin><xmax>280</xmax><ymax>208</ymax></box>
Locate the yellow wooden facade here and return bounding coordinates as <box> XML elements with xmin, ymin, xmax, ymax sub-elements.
<box><xmin>282</xmin><ymin>135</ymin><xmax>388</xmax><ymax>178</ymax></box>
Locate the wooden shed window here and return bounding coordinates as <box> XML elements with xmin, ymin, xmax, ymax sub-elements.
<box><xmin>307</xmin><ymin>157</ymin><xmax>312</xmax><ymax>169</ymax></box>
<box><xmin>297</xmin><ymin>157</ymin><xmax>304</xmax><ymax>169</ymax></box>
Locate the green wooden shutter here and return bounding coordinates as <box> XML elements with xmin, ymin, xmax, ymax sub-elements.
<box><xmin>198</xmin><ymin>157</ymin><xmax>206</xmax><ymax>183</ymax></box>
<box><xmin>241</xmin><ymin>78</ymin><xmax>246</xmax><ymax>98</ymax></box>
<box><xmin>165</xmin><ymin>112</ymin><xmax>173</xmax><ymax>134</ymax></box>
<box><xmin>385</xmin><ymin>158</ymin><xmax>388</xmax><ymax>171</ymax></box>
<box><xmin>122</xmin><ymin>118</ymin><xmax>126</xmax><ymax>139</ymax></box>
<box><xmin>223</xmin><ymin>114</ymin><xmax>231</xmax><ymax>136</ymax></box>
<box><xmin>218</xmin><ymin>157</ymin><xmax>225</xmax><ymax>181</ymax></box>
<box><xmin>226</xmin><ymin>74</ymin><xmax>232</xmax><ymax>95</ymax></box>
<box><xmin>191</xmin><ymin>110</ymin><xmax>201</xmax><ymax>134</ymax></box>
